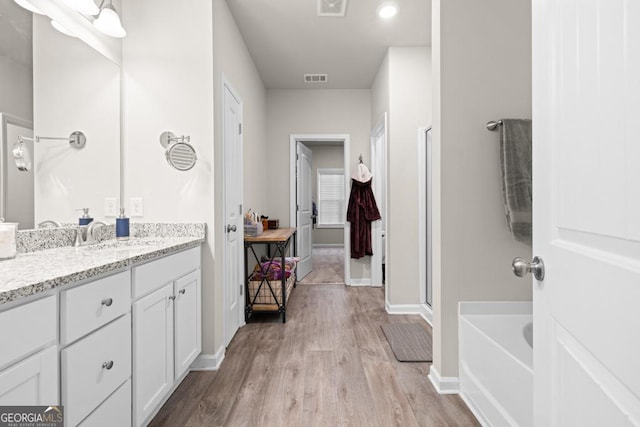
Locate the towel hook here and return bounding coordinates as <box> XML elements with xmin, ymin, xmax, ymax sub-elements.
<box><xmin>486</xmin><ymin>120</ymin><xmax>503</xmax><ymax>131</ymax></box>
<box><xmin>358</xmin><ymin>154</ymin><xmax>363</xmax><ymax>164</ymax></box>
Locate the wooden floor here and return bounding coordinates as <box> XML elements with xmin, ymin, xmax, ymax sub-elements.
<box><xmin>149</xmin><ymin>284</ymin><xmax>479</xmax><ymax>427</ymax></box>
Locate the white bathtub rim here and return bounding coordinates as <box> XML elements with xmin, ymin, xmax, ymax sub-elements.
<box><xmin>459</xmin><ymin>313</ymin><xmax>533</xmax><ymax>374</ymax></box>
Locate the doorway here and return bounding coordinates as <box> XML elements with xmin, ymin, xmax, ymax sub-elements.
<box><xmin>370</xmin><ymin>114</ymin><xmax>387</xmax><ymax>288</ymax></box>
<box><xmin>222</xmin><ymin>78</ymin><xmax>244</xmax><ymax>347</ymax></box>
<box><xmin>289</xmin><ymin>134</ymin><xmax>351</xmax><ymax>285</ymax></box>
<box><xmin>418</xmin><ymin>126</ymin><xmax>433</xmax><ymax>323</ymax></box>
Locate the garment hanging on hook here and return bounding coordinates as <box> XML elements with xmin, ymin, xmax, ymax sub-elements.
<box><xmin>351</xmin><ymin>159</ymin><xmax>373</xmax><ymax>183</ymax></box>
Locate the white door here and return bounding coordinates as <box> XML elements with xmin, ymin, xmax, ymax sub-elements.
<box><xmin>223</xmin><ymin>81</ymin><xmax>243</xmax><ymax>347</ymax></box>
<box><xmin>174</xmin><ymin>270</ymin><xmax>201</xmax><ymax>379</ymax></box>
<box><xmin>296</xmin><ymin>142</ymin><xmax>313</xmax><ymax>279</ymax></box>
<box><xmin>533</xmin><ymin>1</ymin><xmax>640</xmax><ymax>425</ymax></box>
<box><xmin>132</xmin><ymin>284</ymin><xmax>174</xmax><ymax>426</ymax></box>
<box><xmin>370</xmin><ymin>115</ymin><xmax>387</xmax><ymax>287</ymax></box>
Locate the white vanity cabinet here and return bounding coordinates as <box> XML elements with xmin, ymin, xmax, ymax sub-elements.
<box><xmin>132</xmin><ymin>246</ymin><xmax>201</xmax><ymax>427</ymax></box>
<box><xmin>0</xmin><ymin>296</ymin><xmax>58</xmax><ymax>406</ymax></box>
<box><xmin>60</xmin><ymin>270</ymin><xmax>132</xmax><ymax>426</ymax></box>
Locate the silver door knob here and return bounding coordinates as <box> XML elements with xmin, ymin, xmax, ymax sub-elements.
<box><xmin>227</xmin><ymin>224</ymin><xmax>237</xmax><ymax>233</ymax></box>
<box><xmin>512</xmin><ymin>256</ymin><xmax>545</xmax><ymax>281</ymax></box>
<box><xmin>102</xmin><ymin>361</ymin><xmax>114</xmax><ymax>370</ymax></box>
<box><xmin>101</xmin><ymin>298</ymin><xmax>113</xmax><ymax>307</ymax></box>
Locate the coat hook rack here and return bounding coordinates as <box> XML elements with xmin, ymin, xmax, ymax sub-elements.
<box><xmin>19</xmin><ymin>131</ymin><xmax>86</xmax><ymax>149</ymax></box>
<box><xmin>358</xmin><ymin>154</ymin><xmax>363</xmax><ymax>164</ymax></box>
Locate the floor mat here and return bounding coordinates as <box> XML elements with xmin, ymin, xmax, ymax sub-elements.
<box><xmin>381</xmin><ymin>323</ymin><xmax>433</xmax><ymax>362</ymax></box>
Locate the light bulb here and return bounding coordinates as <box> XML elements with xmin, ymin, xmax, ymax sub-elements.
<box><xmin>61</xmin><ymin>0</ymin><xmax>99</xmax><ymax>16</ymax></box>
<box><xmin>51</xmin><ymin>19</ymin><xmax>77</xmax><ymax>37</ymax></box>
<box><xmin>93</xmin><ymin>4</ymin><xmax>126</xmax><ymax>38</ymax></box>
<box><xmin>377</xmin><ymin>2</ymin><xmax>398</xmax><ymax>19</ymax></box>
<box><xmin>14</xmin><ymin>0</ymin><xmax>45</xmax><ymax>15</ymax></box>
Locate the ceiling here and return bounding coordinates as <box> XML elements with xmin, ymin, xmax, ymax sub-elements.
<box><xmin>0</xmin><ymin>1</ymin><xmax>32</xmax><ymax>67</ymax></box>
<box><xmin>226</xmin><ymin>0</ymin><xmax>431</xmax><ymax>90</ymax></box>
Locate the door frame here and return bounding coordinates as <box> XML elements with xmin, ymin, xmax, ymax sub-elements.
<box><xmin>289</xmin><ymin>134</ymin><xmax>351</xmax><ymax>285</ymax></box>
<box><xmin>221</xmin><ymin>76</ymin><xmax>244</xmax><ymax>347</ymax></box>
<box><xmin>417</xmin><ymin>126</ymin><xmax>433</xmax><ymax>325</ymax></box>
<box><xmin>370</xmin><ymin>114</ymin><xmax>387</xmax><ymax>288</ymax></box>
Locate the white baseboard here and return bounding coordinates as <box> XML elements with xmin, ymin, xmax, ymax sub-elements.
<box><xmin>428</xmin><ymin>365</ymin><xmax>459</xmax><ymax>394</ymax></box>
<box><xmin>384</xmin><ymin>302</ymin><xmax>433</xmax><ymax>326</ymax></box>
<box><xmin>190</xmin><ymin>346</ymin><xmax>225</xmax><ymax>371</ymax></box>
<box><xmin>349</xmin><ymin>278</ymin><xmax>372</xmax><ymax>287</ymax></box>
<box><xmin>312</xmin><ymin>243</ymin><xmax>343</xmax><ymax>248</ymax></box>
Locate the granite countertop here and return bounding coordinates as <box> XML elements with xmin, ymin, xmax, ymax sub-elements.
<box><xmin>0</xmin><ymin>235</ymin><xmax>205</xmax><ymax>305</ymax></box>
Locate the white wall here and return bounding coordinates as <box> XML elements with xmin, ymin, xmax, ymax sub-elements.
<box><xmin>432</xmin><ymin>0</ymin><xmax>532</xmax><ymax>378</ymax></box>
<box><xmin>0</xmin><ymin>57</ymin><xmax>32</xmax><ymax>122</ymax></box>
<box><xmin>308</xmin><ymin>144</ymin><xmax>344</xmax><ymax>246</ymax></box>
<box><xmin>371</xmin><ymin>47</ymin><xmax>432</xmax><ymax>305</ymax></box>
<box><xmin>266</xmin><ymin>89</ymin><xmax>371</xmax><ymax>279</ymax></box>
<box><xmin>121</xmin><ymin>0</ymin><xmax>215</xmax><ymax>351</ymax></box>
<box><xmin>212</xmin><ymin>0</ymin><xmax>268</xmax><ymax>350</ymax></box>
<box><xmin>33</xmin><ymin>14</ymin><xmax>120</xmax><ymax>225</ymax></box>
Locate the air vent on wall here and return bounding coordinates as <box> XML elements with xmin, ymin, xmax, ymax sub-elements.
<box><xmin>304</xmin><ymin>74</ymin><xmax>329</xmax><ymax>83</ymax></box>
<box><xmin>317</xmin><ymin>0</ymin><xmax>347</xmax><ymax>17</ymax></box>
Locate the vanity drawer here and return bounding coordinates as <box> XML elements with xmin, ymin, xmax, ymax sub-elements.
<box><xmin>0</xmin><ymin>296</ymin><xmax>56</xmax><ymax>370</ymax></box>
<box><xmin>61</xmin><ymin>313</ymin><xmax>131</xmax><ymax>427</ymax></box>
<box><xmin>132</xmin><ymin>246</ymin><xmax>200</xmax><ymax>299</ymax></box>
<box><xmin>61</xmin><ymin>271</ymin><xmax>131</xmax><ymax>345</ymax></box>
<box><xmin>78</xmin><ymin>379</ymin><xmax>131</xmax><ymax>427</ymax></box>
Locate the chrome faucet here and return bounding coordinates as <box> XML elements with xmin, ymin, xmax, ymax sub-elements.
<box><xmin>74</xmin><ymin>221</ymin><xmax>108</xmax><ymax>247</ymax></box>
<box><xmin>38</xmin><ymin>220</ymin><xmax>62</xmax><ymax>228</ymax></box>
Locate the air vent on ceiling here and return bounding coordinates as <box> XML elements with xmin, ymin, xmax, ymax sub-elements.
<box><xmin>304</xmin><ymin>74</ymin><xmax>329</xmax><ymax>83</ymax></box>
<box><xmin>317</xmin><ymin>0</ymin><xmax>347</xmax><ymax>17</ymax></box>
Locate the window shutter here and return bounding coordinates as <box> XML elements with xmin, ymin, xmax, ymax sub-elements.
<box><xmin>317</xmin><ymin>169</ymin><xmax>345</xmax><ymax>227</ymax></box>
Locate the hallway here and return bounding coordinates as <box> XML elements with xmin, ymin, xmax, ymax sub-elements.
<box><xmin>298</xmin><ymin>247</ymin><xmax>345</xmax><ymax>285</ymax></box>
<box><xmin>150</xmin><ymin>284</ymin><xmax>478</xmax><ymax>426</ymax></box>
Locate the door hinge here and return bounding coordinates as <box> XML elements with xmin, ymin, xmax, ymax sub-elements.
<box><xmin>238</xmin><ymin>123</ymin><xmax>242</xmax><ymax>135</ymax></box>
<box><xmin>240</xmin><ymin>284</ymin><xmax>243</xmax><ymax>295</ymax></box>
<box><xmin>297</xmin><ymin>204</ymin><xmax>299</xmax><ymax>212</ymax></box>
<box><xmin>239</xmin><ymin>204</ymin><xmax>243</xmax><ymax>215</ymax></box>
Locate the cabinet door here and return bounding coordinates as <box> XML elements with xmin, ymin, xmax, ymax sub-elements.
<box><xmin>174</xmin><ymin>270</ymin><xmax>201</xmax><ymax>379</ymax></box>
<box><xmin>0</xmin><ymin>346</ymin><xmax>57</xmax><ymax>405</ymax></box>
<box><xmin>132</xmin><ymin>283</ymin><xmax>174</xmax><ymax>427</ymax></box>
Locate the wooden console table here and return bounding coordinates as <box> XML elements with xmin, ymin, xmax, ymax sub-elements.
<box><xmin>244</xmin><ymin>227</ymin><xmax>297</xmax><ymax>323</ymax></box>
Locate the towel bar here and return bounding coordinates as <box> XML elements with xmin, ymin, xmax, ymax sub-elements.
<box><xmin>486</xmin><ymin>120</ymin><xmax>503</xmax><ymax>131</ymax></box>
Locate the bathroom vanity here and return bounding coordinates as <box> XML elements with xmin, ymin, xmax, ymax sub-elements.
<box><xmin>0</xmin><ymin>226</ymin><xmax>205</xmax><ymax>427</ymax></box>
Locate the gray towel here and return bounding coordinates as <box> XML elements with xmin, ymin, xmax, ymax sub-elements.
<box><xmin>499</xmin><ymin>119</ymin><xmax>532</xmax><ymax>244</ymax></box>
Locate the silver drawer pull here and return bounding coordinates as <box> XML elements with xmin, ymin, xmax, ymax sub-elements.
<box><xmin>102</xmin><ymin>361</ymin><xmax>114</xmax><ymax>370</ymax></box>
<box><xmin>101</xmin><ymin>298</ymin><xmax>113</xmax><ymax>307</ymax></box>
<box><xmin>179</xmin><ymin>289</ymin><xmax>186</xmax><ymax>295</ymax></box>
<box><xmin>169</xmin><ymin>295</ymin><xmax>176</xmax><ymax>301</ymax></box>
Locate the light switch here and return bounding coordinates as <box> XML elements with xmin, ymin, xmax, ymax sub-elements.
<box><xmin>104</xmin><ymin>198</ymin><xmax>118</xmax><ymax>217</ymax></box>
<box><xmin>130</xmin><ymin>198</ymin><xmax>144</xmax><ymax>217</ymax></box>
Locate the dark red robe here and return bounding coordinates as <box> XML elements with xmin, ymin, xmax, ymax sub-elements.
<box><xmin>346</xmin><ymin>178</ymin><xmax>381</xmax><ymax>259</ymax></box>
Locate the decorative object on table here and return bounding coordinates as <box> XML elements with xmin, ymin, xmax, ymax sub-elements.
<box><xmin>260</xmin><ymin>215</ymin><xmax>269</xmax><ymax>230</ymax></box>
<box><xmin>0</xmin><ymin>218</ymin><xmax>18</xmax><ymax>260</ymax></box>
<box><xmin>244</xmin><ymin>209</ymin><xmax>263</xmax><ymax>237</ymax></box>
<box><xmin>346</xmin><ymin>155</ymin><xmax>381</xmax><ymax>259</ymax></box>
<box><xmin>116</xmin><ymin>208</ymin><xmax>130</xmax><ymax>241</ymax></box>
<box><xmin>268</xmin><ymin>219</ymin><xmax>280</xmax><ymax>229</ymax></box>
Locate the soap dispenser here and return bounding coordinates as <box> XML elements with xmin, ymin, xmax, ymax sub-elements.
<box><xmin>77</xmin><ymin>208</ymin><xmax>93</xmax><ymax>225</ymax></box>
<box><xmin>116</xmin><ymin>208</ymin><xmax>129</xmax><ymax>241</ymax></box>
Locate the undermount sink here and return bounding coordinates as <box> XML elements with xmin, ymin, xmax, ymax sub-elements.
<box><xmin>523</xmin><ymin>321</ymin><xmax>533</xmax><ymax>349</ymax></box>
<box><xmin>78</xmin><ymin>239</ymin><xmax>167</xmax><ymax>251</ymax></box>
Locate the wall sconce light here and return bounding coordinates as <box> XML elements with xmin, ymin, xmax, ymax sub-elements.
<box><xmin>14</xmin><ymin>0</ymin><xmax>44</xmax><ymax>15</ymax></box>
<box><xmin>93</xmin><ymin>0</ymin><xmax>126</xmax><ymax>38</ymax></box>
<box><xmin>14</xmin><ymin>0</ymin><xmax>126</xmax><ymax>39</ymax></box>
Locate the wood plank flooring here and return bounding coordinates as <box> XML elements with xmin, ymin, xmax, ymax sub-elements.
<box><xmin>149</xmin><ymin>284</ymin><xmax>479</xmax><ymax>427</ymax></box>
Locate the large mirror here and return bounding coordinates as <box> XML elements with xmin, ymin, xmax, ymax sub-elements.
<box><xmin>0</xmin><ymin>0</ymin><xmax>121</xmax><ymax>230</ymax></box>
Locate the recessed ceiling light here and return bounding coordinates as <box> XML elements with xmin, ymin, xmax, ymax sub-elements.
<box><xmin>377</xmin><ymin>2</ymin><xmax>398</xmax><ymax>19</ymax></box>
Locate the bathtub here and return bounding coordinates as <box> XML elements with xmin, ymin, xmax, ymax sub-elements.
<box><xmin>459</xmin><ymin>302</ymin><xmax>533</xmax><ymax>427</ymax></box>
